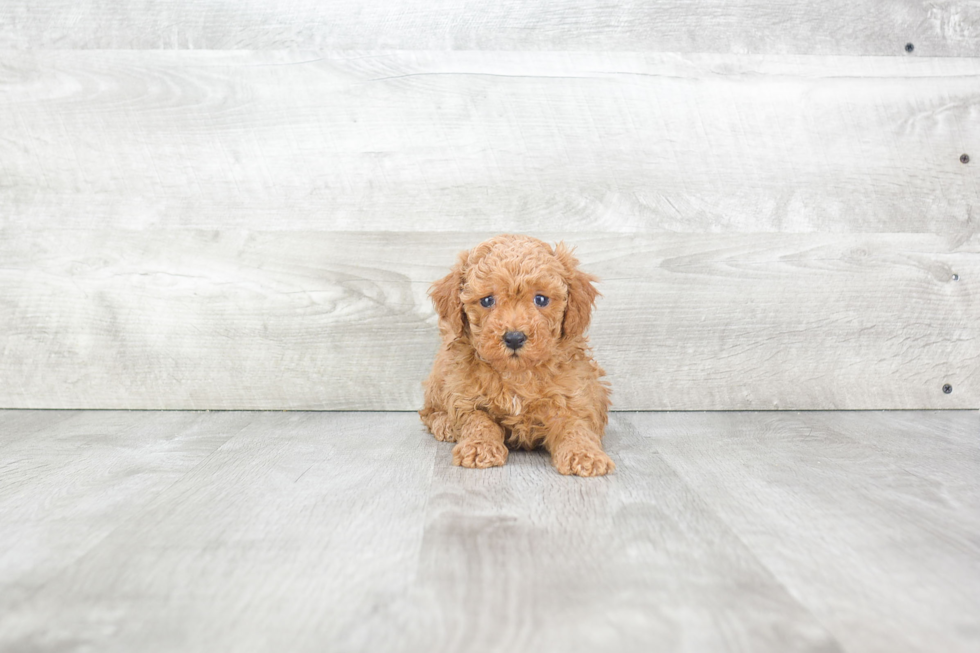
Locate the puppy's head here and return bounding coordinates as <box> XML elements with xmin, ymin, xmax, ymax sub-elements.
<box><xmin>430</xmin><ymin>235</ymin><xmax>598</xmax><ymax>369</ymax></box>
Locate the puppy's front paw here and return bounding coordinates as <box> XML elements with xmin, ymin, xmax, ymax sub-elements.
<box><xmin>452</xmin><ymin>439</ymin><xmax>508</xmax><ymax>468</ymax></box>
<box><xmin>553</xmin><ymin>448</ymin><xmax>615</xmax><ymax>477</ymax></box>
<box><xmin>428</xmin><ymin>413</ymin><xmax>457</xmax><ymax>442</ymax></box>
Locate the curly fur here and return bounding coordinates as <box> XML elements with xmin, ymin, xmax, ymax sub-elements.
<box><xmin>419</xmin><ymin>234</ymin><xmax>613</xmax><ymax>476</ymax></box>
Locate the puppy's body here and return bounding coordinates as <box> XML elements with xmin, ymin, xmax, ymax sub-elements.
<box><xmin>420</xmin><ymin>235</ymin><xmax>613</xmax><ymax>476</ymax></box>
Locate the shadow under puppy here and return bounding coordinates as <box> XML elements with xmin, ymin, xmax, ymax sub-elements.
<box><xmin>420</xmin><ymin>234</ymin><xmax>613</xmax><ymax>476</ymax></box>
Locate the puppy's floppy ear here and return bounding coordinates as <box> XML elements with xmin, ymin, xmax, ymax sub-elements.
<box><xmin>429</xmin><ymin>250</ymin><xmax>468</xmax><ymax>339</ymax></box>
<box><xmin>554</xmin><ymin>242</ymin><xmax>599</xmax><ymax>340</ymax></box>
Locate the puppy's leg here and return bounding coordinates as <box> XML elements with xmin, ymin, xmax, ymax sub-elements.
<box><xmin>546</xmin><ymin>421</ymin><xmax>614</xmax><ymax>477</ymax></box>
<box><xmin>421</xmin><ymin>410</ymin><xmax>457</xmax><ymax>442</ymax></box>
<box><xmin>452</xmin><ymin>411</ymin><xmax>508</xmax><ymax>468</ymax></box>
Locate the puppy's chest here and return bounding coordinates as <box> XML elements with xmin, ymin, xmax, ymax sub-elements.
<box><xmin>489</xmin><ymin>391</ymin><xmax>549</xmax><ymax>448</ymax></box>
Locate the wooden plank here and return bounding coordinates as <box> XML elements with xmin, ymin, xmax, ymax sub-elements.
<box><xmin>0</xmin><ymin>411</ymin><xmax>249</xmax><ymax>613</ymax></box>
<box><xmin>0</xmin><ymin>1</ymin><xmax>978</xmax><ymax>55</ymax></box>
<box><xmin>0</xmin><ymin>231</ymin><xmax>976</xmax><ymax>410</ymax></box>
<box><xmin>595</xmin><ymin>232</ymin><xmax>979</xmax><ymax>410</ymax></box>
<box><xmin>348</xmin><ymin>413</ymin><xmax>842</xmax><ymax>652</ymax></box>
<box><xmin>1</xmin><ymin>51</ymin><xmax>977</xmax><ymax>235</ymax></box>
<box><xmin>634</xmin><ymin>411</ymin><xmax>980</xmax><ymax>653</ymax></box>
<box><xmin>0</xmin><ymin>412</ymin><xmax>438</xmax><ymax>651</ymax></box>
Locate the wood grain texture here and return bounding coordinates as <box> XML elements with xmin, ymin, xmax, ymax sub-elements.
<box><xmin>0</xmin><ymin>231</ymin><xmax>976</xmax><ymax>410</ymax></box>
<box><xmin>1</xmin><ymin>1</ymin><xmax>978</xmax><ymax>55</ymax></box>
<box><xmin>0</xmin><ymin>411</ymin><xmax>438</xmax><ymax>652</ymax></box>
<box><xmin>804</xmin><ymin>410</ymin><xmax>980</xmax><ymax>517</ymax></box>
<box><xmin>1</xmin><ymin>51</ymin><xmax>978</xmax><ymax>235</ymax></box>
<box><xmin>1</xmin><ymin>410</ymin><xmax>978</xmax><ymax>652</ymax></box>
<box><xmin>634</xmin><ymin>410</ymin><xmax>980</xmax><ymax>653</ymax></box>
<box><xmin>0</xmin><ymin>411</ymin><xmax>249</xmax><ymax>613</ymax></box>
<box><xmin>355</xmin><ymin>417</ymin><xmax>841</xmax><ymax>653</ymax></box>
<box><xmin>0</xmin><ymin>410</ymin><xmax>79</xmax><ymax>450</ymax></box>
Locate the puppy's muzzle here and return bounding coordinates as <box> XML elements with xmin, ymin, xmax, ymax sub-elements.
<box><xmin>503</xmin><ymin>331</ymin><xmax>527</xmax><ymax>350</ymax></box>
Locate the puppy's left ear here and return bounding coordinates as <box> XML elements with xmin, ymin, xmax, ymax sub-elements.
<box><xmin>554</xmin><ymin>242</ymin><xmax>599</xmax><ymax>340</ymax></box>
<box><xmin>429</xmin><ymin>250</ymin><xmax>468</xmax><ymax>339</ymax></box>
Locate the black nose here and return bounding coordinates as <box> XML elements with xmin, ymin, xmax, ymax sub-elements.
<box><xmin>503</xmin><ymin>331</ymin><xmax>527</xmax><ymax>350</ymax></box>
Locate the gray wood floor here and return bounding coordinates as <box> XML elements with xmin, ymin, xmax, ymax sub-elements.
<box><xmin>0</xmin><ymin>410</ymin><xmax>977</xmax><ymax>652</ymax></box>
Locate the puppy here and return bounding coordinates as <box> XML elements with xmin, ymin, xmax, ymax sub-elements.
<box><xmin>419</xmin><ymin>234</ymin><xmax>613</xmax><ymax>476</ymax></box>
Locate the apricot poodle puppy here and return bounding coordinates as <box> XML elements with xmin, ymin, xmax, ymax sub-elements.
<box><xmin>419</xmin><ymin>234</ymin><xmax>613</xmax><ymax>477</ymax></box>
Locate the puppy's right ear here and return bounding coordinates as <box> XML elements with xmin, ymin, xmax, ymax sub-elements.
<box><xmin>429</xmin><ymin>251</ymin><xmax>468</xmax><ymax>339</ymax></box>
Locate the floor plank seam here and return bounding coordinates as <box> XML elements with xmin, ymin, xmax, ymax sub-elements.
<box><xmin>623</xmin><ymin>413</ymin><xmax>850</xmax><ymax>652</ymax></box>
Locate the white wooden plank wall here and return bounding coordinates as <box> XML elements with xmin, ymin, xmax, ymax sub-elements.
<box><xmin>0</xmin><ymin>2</ymin><xmax>977</xmax><ymax>410</ymax></box>
<box><xmin>1</xmin><ymin>231</ymin><xmax>976</xmax><ymax>410</ymax></box>
<box><xmin>1</xmin><ymin>52</ymin><xmax>978</xmax><ymax>236</ymax></box>
<box><xmin>1</xmin><ymin>1</ymin><xmax>979</xmax><ymax>55</ymax></box>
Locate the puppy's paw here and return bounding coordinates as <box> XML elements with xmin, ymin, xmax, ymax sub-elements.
<box><xmin>428</xmin><ymin>413</ymin><xmax>457</xmax><ymax>442</ymax></box>
<box><xmin>452</xmin><ymin>439</ymin><xmax>508</xmax><ymax>468</ymax></box>
<box><xmin>553</xmin><ymin>448</ymin><xmax>615</xmax><ymax>477</ymax></box>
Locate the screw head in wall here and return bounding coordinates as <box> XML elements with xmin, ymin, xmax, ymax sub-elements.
<box><xmin>905</xmin><ymin>43</ymin><xmax>915</xmax><ymax>53</ymax></box>
<box><xmin>942</xmin><ymin>384</ymin><xmax>953</xmax><ymax>394</ymax></box>
<box><xmin>952</xmin><ymin>273</ymin><xmax>959</xmax><ymax>281</ymax></box>
<box><xmin>961</xmin><ymin>154</ymin><xmax>971</xmax><ymax>164</ymax></box>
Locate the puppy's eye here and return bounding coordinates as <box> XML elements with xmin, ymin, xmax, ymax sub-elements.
<box><xmin>534</xmin><ymin>294</ymin><xmax>550</xmax><ymax>308</ymax></box>
<box><xmin>480</xmin><ymin>296</ymin><xmax>495</xmax><ymax>308</ymax></box>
